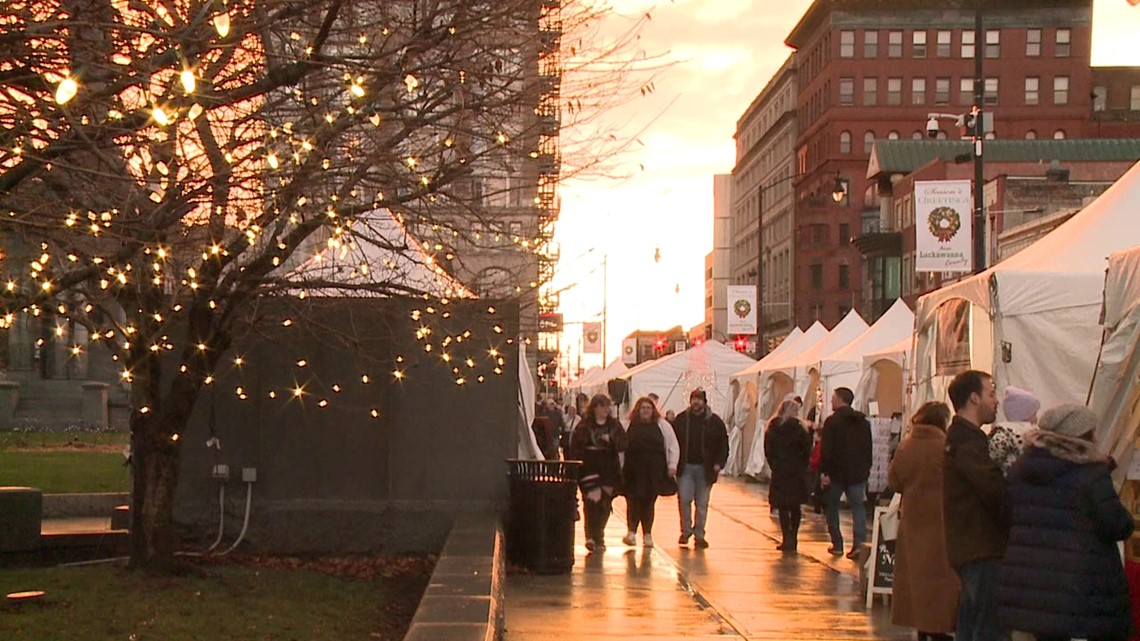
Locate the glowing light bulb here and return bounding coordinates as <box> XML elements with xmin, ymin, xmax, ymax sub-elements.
<box><xmin>213</xmin><ymin>12</ymin><xmax>230</xmax><ymax>37</ymax></box>
<box><xmin>180</xmin><ymin>69</ymin><xmax>196</xmax><ymax>93</ymax></box>
<box><xmin>55</xmin><ymin>76</ymin><xmax>78</xmax><ymax>104</ymax></box>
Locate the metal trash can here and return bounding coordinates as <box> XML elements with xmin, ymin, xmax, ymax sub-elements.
<box><xmin>506</xmin><ymin>459</ymin><xmax>581</xmax><ymax>574</ymax></box>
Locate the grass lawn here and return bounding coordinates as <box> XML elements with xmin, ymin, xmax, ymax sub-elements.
<box><xmin>0</xmin><ymin>556</ymin><xmax>432</xmax><ymax>641</ymax></box>
<box><xmin>0</xmin><ymin>450</ymin><xmax>129</xmax><ymax>493</ymax></box>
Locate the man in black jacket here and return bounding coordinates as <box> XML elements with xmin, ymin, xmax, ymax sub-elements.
<box><xmin>943</xmin><ymin>370</ymin><xmax>1007</xmax><ymax>641</ymax></box>
<box><xmin>673</xmin><ymin>388</ymin><xmax>728</xmax><ymax>549</ymax></box>
<box><xmin>819</xmin><ymin>387</ymin><xmax>872</xmax><ymax>559</ymax></box>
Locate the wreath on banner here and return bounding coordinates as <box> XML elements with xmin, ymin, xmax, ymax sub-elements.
<box><xmin>623</xmin><ymin>343</ymin><xmax>634</xmax><ymax>356</ymax></box>
<box><xmin>586</xmin><ymin>329</ymin><xmax>600</xmax><ymax>344</ymax></box>
<box><xmin>733</xmin><ymin>298</ymin><xmax>752</xmax><ymax>319</ymax></box>
<box><xmin>927</xmin><ymin>206</ymin><xmax>962</xmax><ymax>243</ymax></box>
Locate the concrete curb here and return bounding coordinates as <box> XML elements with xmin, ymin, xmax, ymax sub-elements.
<box><xmin>403</xmin><ymin>511</ymin><xmax>504</xmax><ymax>641</ymax></box>
<box><xmin>41</xmin><ymin>493</ymin><xmax>128</xmax><ymax>519</ymax></box>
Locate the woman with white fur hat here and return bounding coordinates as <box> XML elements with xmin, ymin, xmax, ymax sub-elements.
<box><xmin>987</xmin><ymin>386</ymin><xmax>1040</xmax><ymax>475</ymax></box>
<box><xmin>997</xmin><ymin>404</ymin><xmax>1134</xmax><ymax>641</ymax></box>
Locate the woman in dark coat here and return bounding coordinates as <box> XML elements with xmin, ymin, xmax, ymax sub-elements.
<box><xmin>569</xmin><ymin>394</ymin><xmax>627</xmax><ymax>552</ymax></box>
<box><xmin>998</xmin><ymin>404</ymin><xmax>1134</xmax><ymax>641</ymax></box>
<box><xmin>620</xmin><ymin>396</ymin><xmax>680</xmax><ymax>548</ymax></box>
<box><xmin>888</xmin><ymin>401</ymin><xmax>958</xmax><ymax>641</ymax></box>
<box><xmin>764</xmin><ymin>398</ymin><xmax>812</xmax><ymax>552</ymax></box>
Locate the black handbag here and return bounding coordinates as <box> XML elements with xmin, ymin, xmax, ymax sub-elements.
<box><xmin>658</xmin><ymin>473</ymin><xmax>678</xmax><ymax>497</ymax></box>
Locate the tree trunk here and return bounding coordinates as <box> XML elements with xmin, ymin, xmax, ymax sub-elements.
<box><xmin>128</xmin><ymin>416</ymin><xmax>182</xmax><ymax>573</ymax></box>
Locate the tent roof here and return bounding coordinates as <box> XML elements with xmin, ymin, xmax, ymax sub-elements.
<box><xmin>822</xmin><ymin>299</ymin><xmax>914</xmax><ymax>372</ymax></box>
<box><xmin>288</xmin><ymin>208</ymin><xmax>472</xmax><ymax>299</ymax></box>
<box><xmin>1105</xmin><ymin>245</ymin><xmax>1140</xmax><ymax>329</ymax></box>
<box><xmin>916</xmin><ymin>159</ymin><xmax>1140</xmax><ymax>326</ymax></box>
<box><xmin>571</xmin><ymin>365</ymin><xmax>602</xmax><ymax>388</ymax></box>
<box><xmin>731</xmin><ymin>323</ymin><xmax>824</xmax><ymax>380</ymax></box>
<box><xmin>778</xmin><ymin>310</ymin><xmax>869</xmax><ymax>372</ymax></box>
<box><xmin>578</xmin><ymin>358</ymin><xmax>628</xmax><ymax>390</ymax></box>
<box><xmin>862</xmin><ymin>336</ymin><xmax>912</xmax><ymax>369</ymax></box>
<box><xmin>620</xmin><ymin>341</ymin><xmax>758</xmax><ymax>413</ymax></box>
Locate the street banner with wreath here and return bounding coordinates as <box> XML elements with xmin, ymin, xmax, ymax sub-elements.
<box><xmin>583</xmin><ymin>322</ymin><xmax>602</xmax><ymax>354</ymax></box>
<box><xmin>726</xmin><ymin>285</ymin><xmax>758</xmax><ymax>335</ymax></box>
<box><xmin>915</xmin><ymin>180</ymin><xmax>973</xmax><ymax>273</ymax></box>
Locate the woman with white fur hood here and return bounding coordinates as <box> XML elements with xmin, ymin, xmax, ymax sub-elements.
<box><xmin>997</xmin><ymin>404</ymin><xmax>1134</xmax><ymax>641</ymax></box>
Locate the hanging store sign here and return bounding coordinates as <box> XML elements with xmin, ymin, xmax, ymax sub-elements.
<box><xmin>915</xmin><ymin>180</ymin><xmax>973</xmax><ymax>273</ymax></box>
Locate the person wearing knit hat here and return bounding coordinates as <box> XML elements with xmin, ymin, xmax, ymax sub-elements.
<box><xmin>1037</xmin><ymin>403</ymin><xmax>1097</xmax><ymax>439</ymax></box>
<box><xmin>988</xmin><ymin>386</ymin><xmax>1041</xmax><ymax>476</ymax></box>
<box><xmin>998</xmin><ymin>403</ymin><xmax>1132</xmax><ymax>641</ymax></box>
<box><xmin>1002</xmin><ymin>387</ymin><xmax>1040</xmax><ymax>424</ymax></box>
<box><xmin>673</xmin><ymin>387</ymin><xmax>729</xmax><ymax>548</ymax></box>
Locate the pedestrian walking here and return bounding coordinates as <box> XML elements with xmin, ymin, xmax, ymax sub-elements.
<box><xmin>538</xmin><ymin>396</ymin><xmax>565</xmax><ymax>460</ymax></box>
<box><xmin>888</xmin><ymin>401</ymin><xmax>959</xmax><ymax>641</ymax></box>
<box><xmin>562</xmin><ymin>404</ymin><xmax>582</xmax><ymax>459</ymax></box>
<box><xmin>763</xmin><ymin>398</ymin><xmax>812</xmax><ymax>552</ymax></box>
<box><xmin>569</xmin><ymin>394</ymin><xmax>627</xmax><ymax>552</ymax></box>
<box><xmin>621</xmin><ymin>396</ymin><xmax>680</xmax><ymax>548</ymax></box>
<box><xmin>987</xmin><ymin>386</ymin><xmax>1040</xmax><ymax>475</ymax></box>
<box><xmin>673</xmin><ymin>388</ymin><xmax>729</xmax><ymax>548</ymax></box>
<box><xmin>998</xmin><ymin>404</ymin><xmax>1134</xmax><ymax>641</ymax></box>
<box><xmin>819</xmin><ymin>386</ymin><xmax>872</xmax><ymax>558</ymax></box>
<box><xmin>943</xmin><ymin>369</ymin><xmax>1008</xmax><ymax>641</ymax></box>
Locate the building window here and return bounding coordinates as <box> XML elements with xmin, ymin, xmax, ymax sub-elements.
<box><xmin>839</xmin><ymin>77</ymin><xmax>854</xmax><ymax>105</ymax></box>
<box><xmin>863</xmin><ymin>77</ymin><xmax>878</xmax><ymax>106</ymax></box>
<box><xmin>839</xmin><ymin>130</ymin><xmax>852</xmax><ymax>154</ymax></box>
<box><xmin>863</xmin><ymin>131</ymin><xmax>875</xmax><ymax>154</ymax></box>
<box><xmin>1025</xmin><ymin>130</ymin><xmax>1037</xmax><ymax>140</ymax></box>
<box><xmin>1025</xmin><ymin>77</ymin><xmax>1039</xmax><ymax>105</ymax></box>
<box><xmin>1056</xmin><ymin>28</ymin><xmax>1071</xmax><ymax>57</ymax></box>
<box><xmin>840</xmin><ymin>30</ymin><xmax>855</xmax><ymax>57</ymax></box>
<box><xmin>936</xmin><ymin>30</ymin><xmax>951</xmax><ymax>57</ymax></box>
<box><xmin>1093</xmin><ymin>86</ymin><xmax>1107</xmax><ymax>111</ymax></box>
<box><xmin>985</xmin><ymin>30</ymin><xmax>1000</xmax><ymax>58</ymax></box>
<box><xmin>959</xmin><ymin>78</ymin><xmax>973</xmax><ymax>105</ymax></box>
<box><xmin>1027</xmin><ymin>28</ymin><xmax>1041</xmax><ymax>56</ymax></box>
<box><xmin>911</xmin><ymin>77</ymin><xmax>926</xmax><ymax>104</ymax></box>
<box><xmin>1054</xmin><ymin>76</ymin><xmax>1069</xmax><ymax>105</ymax></box>
<box><xmin>1054</xmin><ymin>129</ymin><xmax>1066</xmax><ymax>139</ymax></box>
<box><xmin>810</xmin><ymin>224</ymin><xmax>827</xmax><ymax>247</ymax></box>
<box><xmin>810</xmin><ymin>264</ymin><xmax>823</xmax><ymax>290</ymax></box>
<box><xmin>888</xmin><ymin>31</ymin><xmax>903</xmax><ymax>57</ymax></box>
<box><xmin>935</xmin><ymin>77</ymin><xmax>950</xmax><ymax>104</ymax></box>
<box><xmin>962</xmin><ymin>30</ymin><xmax>975</xmax><ymax>58</ymax></box>
<box><xmin>1131</xmin><ymin>85</ymin><xmax>1140</xmax><ymax>110</ymax></box>
<box><xmin>912</xmin><ymin>130</ymin><xmax>924</xmax><ymax>140</ymax></box>
<box><xmin>913</xmin><ymin>30</ymin><xmax>927</xmax><ymax>58</ymax></box>
<box><xmin>838</xmin><ymin>265</ymin><xmax>850</xmax><ymax>289</ymax></box>
<box><xmin>888</xmin><ymin>130</ymin><xmax>900</xmax><ymax>140</ymax></box>
<box><xmin>839</xmin><ymin>223</ymin><xmax>850</xmax><ymax>245</ymax></box>
<box><xmin>864</xmin><ymin>30</ymin><xmax>879</xmax><ymax>58</ymax></box>
<box><xmin>985</xmin><ymin>77</ymin><xmax>999</xmax><ymax>105</ymax></box>
<box><xmin>887</xmin><ymin>77</ymin><xmax>902</xmax><ymax>105</ymax></box>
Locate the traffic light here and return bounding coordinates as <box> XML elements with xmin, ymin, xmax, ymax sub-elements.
<box><xmin>734</xmin><ymin>337</ymin><xmax>746</xmax><ymax>353</ymax></box>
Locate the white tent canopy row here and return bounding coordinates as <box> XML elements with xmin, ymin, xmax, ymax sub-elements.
<box><xmin>913</xmin><ymin>159</ymin><xmax>1140</xmax><ymax>417</ymax></box>
<box><xmin>569</xmin><ymin>358</ymin><xmax>628</xmax><ymax>401</ymax></box>
<box><xmin>1089</xmin><ymin>245</ymin><xmax>1140</xmax><ymax>486</ymax></box>
<box><xmin>615</xmin><ymin>341</ymin><xmax>756</xmax><ymax>419</ymax></box>
<box><xmin>854</xmin><ymin>335</ymin><xmax>913</xmax><ymax>419</ymax></box>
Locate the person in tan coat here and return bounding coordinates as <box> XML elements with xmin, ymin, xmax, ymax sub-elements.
<box><xmin>888</xmin><ymin>401</ymin><xmax>959</xmax><ymax>641</ymax></box>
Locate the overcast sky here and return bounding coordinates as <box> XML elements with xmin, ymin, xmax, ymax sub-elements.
<box><xmin>553</xmin><ymin>0</ymin><xmax>1140</xmax><ymax>375</ymax></box>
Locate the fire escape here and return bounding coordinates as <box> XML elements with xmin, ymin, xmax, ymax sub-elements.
<box><xmin>535</xmin><ymin>0</ymin><xmax>563</xmax><ymax>390</ymax></box>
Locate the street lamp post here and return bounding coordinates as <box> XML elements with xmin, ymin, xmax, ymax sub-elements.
<box><xmin>755</xmin><ymin>171</ymin><xmax>847</xmax><ymax>358</ymax></box>
<box><xmin>972</xmin><ymin>3</ymin><xmax>986</xmax><ymax>274</ymax></box>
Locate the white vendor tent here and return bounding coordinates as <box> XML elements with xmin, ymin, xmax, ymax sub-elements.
<box><xmin>914</xmin><ymin>160</ymin><xmax>1140</xmax><ymax>416</ymax></box>
<box><xmin>615</xmin><ymin>341</ymin><xmax>755</xmax><ymax>418</ymax></box>
<box><xmin>855</xmin><ymin>336</ymin><xmax>913</xmax><ymax>418</ymax></box>
<box><xmin>1089</xmin><ymin>245</ymin><xmax>1140</xmax><ymax>485</ymax></box>
<box><xmin>770</xmin><ymin>310</ymin><xmax>869</xmax><ymax>419</ymax></box>
<box><xmin>724</xmin><ymin>327</ymin><xmax>804</xmax><ymax>477</ymax></box>
<box><xmin>571</xmin><ymin>358</ymin><xmax>627</xmax><ymax>399</ymax></box>
<box><xmin>741</xmin><ymin>322</ymin><xmax>831</xmax><ymax>478</ymax></box>
<box><xmin>817</xmin><ymin>299</ymin><xmax>914</xmax><ymax>414</ymax></box>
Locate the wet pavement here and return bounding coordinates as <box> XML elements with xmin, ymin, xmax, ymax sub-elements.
<box><xmin>504</xmin><ymin>477</ymin><xmax>911</xmax><ymax>640</ymax></box>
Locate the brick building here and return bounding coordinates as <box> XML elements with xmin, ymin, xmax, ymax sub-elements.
<box><xmin>859</xmin><ymin>138</ymin><xmax>1140</xmax><ymax>311</ymax></box>
<box><xmin>781</xmin><ymin>0</ymin><xmax>1140</xmax><ymax>328</ymax></box>
<box><xmin>731</xmin><ymin>54</ymin><xmax>798</xmax><ymax>354</ymax></box>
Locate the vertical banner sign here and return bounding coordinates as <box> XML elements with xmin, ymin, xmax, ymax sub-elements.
<box><xmin>726</xmin><ymin>285</ymin><xmax>758</xmax><ymax>335</ymax></box>
<box><xmin>621</xmin><ymin>337</ymin><xmax>638</xmax><ymax>365</ymax></box>
<box><xmin>915</xmin><ymin>180</ymin><xmax>973</xmax><ymax>273</ymax></box>
<box><xmin>582</xmin><ymin>322</ymin><xmax>602</xmax><ymax>354</ymax></box>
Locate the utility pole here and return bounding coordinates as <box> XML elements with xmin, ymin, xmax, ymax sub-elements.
<box><xmin>602</xmin><ymin>254</ymin><xmax>608</xmax><ymax>365</ymax></box>
<box><xmin>973</xmin><ymin>4</ymin><xmax>986</xmax><ymax>274</ymax></box>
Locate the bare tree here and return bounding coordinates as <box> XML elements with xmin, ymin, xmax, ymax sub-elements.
<box><xmin>0</xmin><ymin>0</ymin><xmax>661</xmax><ymax>572</ymax></box>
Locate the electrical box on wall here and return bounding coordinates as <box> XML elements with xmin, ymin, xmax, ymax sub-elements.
<box><xmin>241</xmin><ymin>467</ymin><xmax>257</xmax><ymax>483</ymax></box>
<box><xmin>211</xmin><ymin>464</ymin><xmax>229</xmax><ymax>480</ymax></box>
